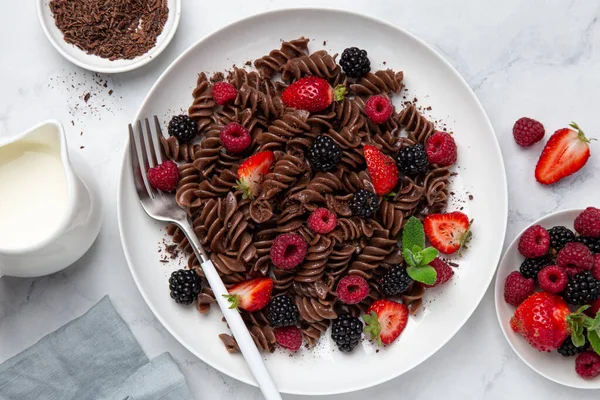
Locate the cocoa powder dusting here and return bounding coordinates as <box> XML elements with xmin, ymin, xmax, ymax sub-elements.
<box><xmin>49</xmin><ymin>0</ymin><xmax>169</xmax><ymax>61</ymax></box>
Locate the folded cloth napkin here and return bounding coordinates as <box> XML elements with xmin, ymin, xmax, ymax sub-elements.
<box><xmin>0</xmin><ymin>296</ymin><xmax>193</xmax><ymax>400</ymax></box>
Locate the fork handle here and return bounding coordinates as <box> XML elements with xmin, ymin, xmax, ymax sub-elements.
<box><xmin>178</xmin><ymin>223</ymin><xmax>282</xmax><ymax>400</ymax></box>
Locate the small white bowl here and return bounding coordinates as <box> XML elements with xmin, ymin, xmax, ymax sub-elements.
<box><xmin>36</xmin><ymin>0</ymin><xmax>181</xmax><ymax>73</ymax></box>
<box><xmin>494</xmin><ymin>208</ymin><xmax>600</xmax><ymax>389</ymax></box>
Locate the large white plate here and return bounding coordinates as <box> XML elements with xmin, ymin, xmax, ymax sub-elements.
<box><xmin>117</xmin><ymin>8</ymin><xmax>508</xmax><ymax>395</ymax></box>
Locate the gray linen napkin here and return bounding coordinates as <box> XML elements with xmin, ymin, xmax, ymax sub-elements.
<box><xmin>0</xmin><ymin>296</ymin><xmax>193</xmax><ymax>400</ymax></box>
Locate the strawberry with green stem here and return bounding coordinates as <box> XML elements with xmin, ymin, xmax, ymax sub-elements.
<box><xmin>281</xmin><ymin>76</ymin><xmax>346</xmax><ymax>112</ymax></box>
<box><xmin>535</xmin><ymin>122</ymin><xmax>594</xmax><ymax>185</ymax></box>
<box><xmin>511</xmin><ymin>291</ymin><xmax>600</xmax><ymax>355</ymax></box>
<box><xmin>234</xmin><ymin>151</ymin><xmax>275</xmax><ymax>199</ymax></box>
<box><xmin>363</xmin><ymin>299</ymin><xmax>408</xmax><ymax>346</ymax></box>
<box><xmin>223</xmin><ymin>277</ymin><xmax>273</xmax><ymax>312</ymax></box>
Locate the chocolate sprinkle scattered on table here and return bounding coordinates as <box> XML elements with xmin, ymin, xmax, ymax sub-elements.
<box><xmin>49</xmin><ymin>0</ymin><xmax>169</xmax><ymax>61</ymax></box>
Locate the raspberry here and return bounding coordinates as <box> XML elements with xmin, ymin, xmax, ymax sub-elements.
<box><xmin>503</xmin><ymin>271</ymin><xmax>535</xmax><ymax>306</ymax></box>
<box><xmin>364</xmin><ymin>95</ymin><xmax>393</xmax><ymax>124</ymax></box>
<box><xmin>424</xmin><ymin>258</ymin><xmax>454</xmax><ymax>288</ymax></box>
<box><xmin>270</xmin><ymin>233</ymin><xmax>307</xmax><ymax>270</ymax></box>
<box><xmin>212</xmin><ymin>81</ymin><xmax>238</xmax><ymax>105</ymax></box>
<box><xmin>585</xmin><ymin>298</ymin><xmax>600</xmax><ymax>317</ymax></box>
<box><xmin>537</xmin><ymin>266</ymin><xmax>568</xmax><ymax>294</ymax></box>
<box><xmin>575</xmin><ymin>352</ymin><xmax>600</xmax><ymax>379</ymax></box>
<box><xmin>220</xmin><ymin>122</ymin><xmax>251</xmax><ymax>154</ymax></box>
<box><xmin>336</xmin><ymin>275</ymin><xmax>370</xmax><ymax>304</ymax></box>
<box><xmin>593</xmin><ymin>254</ymin><xmax>600</xmax><ymax>281</ymax></box>
<box><xmin>512</xmin><ymin>117</ymin><xmax>545</xmax><ymax>147</ymax></box>
<box><xmin>425</xmin><ymin>132</ymin><xmax>457</xmax><ymax>167</ymax></box>
<box><xmin>307</xmin><ymin>208</ymin><xmax>337</xmax><ymax>234</ymax></box>
<box><xmin>274</xmin><ymin>326</ymin><xmax>303</xmax><ymax>352</ymax></box>
<box><xmin>557</xmin><ymin>242</ymin><xmax>594</xmax><ymax>277</ymax></box>
<box><xmin>518</xmin><ymin>225</ymin><xmax>550</xmax><ymax>258</ymax></box>
<box><xmin>575</xmin><ymin>207</ymin><xmax>600</xmax><ymax>238</ymax></box>
<box><xmin>147</xmin><ymin>160</ymin><xmax>179</xmax><ymax>192</ymax></box>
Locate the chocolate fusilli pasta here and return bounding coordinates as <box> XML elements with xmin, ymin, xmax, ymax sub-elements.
<box><xmin>160</xmin><ymin>37</ymin><xmax>459</xmax><ymax>353</ymax></box>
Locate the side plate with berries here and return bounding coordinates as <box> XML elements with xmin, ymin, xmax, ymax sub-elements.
<box><xmin>495</xmin><ymin>208</ymin><xmax>600</xmax><ymax>389</ymax></box>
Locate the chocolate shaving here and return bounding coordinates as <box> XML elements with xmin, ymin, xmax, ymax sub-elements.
<box><xmin>49</xmin><ymin>0</ymin><xmax>169</xmax><ymax>61</ymax></box>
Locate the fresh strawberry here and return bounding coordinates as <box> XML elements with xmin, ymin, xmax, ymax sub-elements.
<box><xmin>363</xmin><ymin>299</ymin><xmax>408</xmax><ymax>346</ymax></box>
<box><xmin>363</xmin><ymin>145</ymin><xmax>399</xmax><ymax>195</ymax></box>
<box><xmin>535</xmin><ymin>122</ymin><xmax>593</xmax><ymax>185</ymax></box>
<box><xmin>234</xmin><ymin>151</ymin><xmax>275</xmax><ymax>199</ymax></box>
<box><xmin>424</xmin><ymin>211</ymin><xmax>472</xmax><ymax>255</ymax></box>
<box><xmin>510</xmin><ymin>292</ymin><xmax>570</xmax><ymax>352</ymax></box>
<box><xmin>281</xmin><ymin>76</ymin><xmax>346</xmax><ymax>112</ymax></box>
<box><xmin>224</xmin><ymin>278</ymin><xmax>273</xmax><ymax>312</ymax></box>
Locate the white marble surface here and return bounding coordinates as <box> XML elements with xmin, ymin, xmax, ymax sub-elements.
<box><xmin>1</xmin><ymin>0</ymin><xmax>599</xmax><ymax>398</ymax></box>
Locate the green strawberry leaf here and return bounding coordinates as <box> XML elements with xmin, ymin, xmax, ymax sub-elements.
<box><xmin>588</xmin><ymin>330</ymin><xmax>600</xmax><ymax>356</ymax></box>
<box><xmin>402</xmin><ymin>217</ymin><xmax>425</xmax><ymax>255</ymax></box>
<box><xmin>385</xmin><ymin>192</ymin><xmax>397</xmax><ymax>199</ymax></box>
<box><xmin>418</xmin><ymin>247</ymin><xmax>438</xmax><ymax>267</ymax></box>
<box><xmin>222</xmin><ymin>294</ymin><xmax>241</xmax><ymax>311</ymax></box>
<box><xmin>363</xmin><ymin>311</ymin><xmax>383</xmax><ymax>347</ymax></box>
<box><xmin>407</xmin><ymin>265</ymin><xmax>437</xmax><ymax>286</ymax></box>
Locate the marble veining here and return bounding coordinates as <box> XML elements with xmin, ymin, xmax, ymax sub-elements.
<box><xmin>2</xmin><ymin>0</ymin><xmax>600</xmax><ymax>399</ymax></box>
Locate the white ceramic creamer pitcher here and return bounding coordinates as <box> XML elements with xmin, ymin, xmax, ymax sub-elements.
<box><xmin>0</xmin><ymin>120</ymin><xmax>102</xmax><ymax>278</ymax></box>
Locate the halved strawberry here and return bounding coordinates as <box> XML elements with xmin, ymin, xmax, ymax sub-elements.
<box><xmin>363</xmin><ymin>299</ymin><xmax>408</xmax><ymax>346</ymax></box>
<box><xmin>224</xmin><ymin>277</ymin><xmax>273</xmax><ymax>312</ymax></box>
<box><xmin>234</xmin><ymin>151</ymin><xmax>275</xmax><ymax>199</ymax></box>
<box><xmin>424</xmin><ymin>211</ymin><xmax>472</xmax><ymax>255</ymax></box>
<box><xmin>535</xmin><ymin>122</ymin><xmax>593</xmax><ymax>185</ymax></box>
<box><xmin>363</xmin><ymin>145</ymin><xmax>399</xmax><ymax>195</ymax></box>
<box><xmin>281</xmin><ymin>76</ymin><xmax>346</xmax><ymax>112</ymax></box>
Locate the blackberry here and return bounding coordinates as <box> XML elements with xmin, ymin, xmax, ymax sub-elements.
<box><xmin>267</xmin><ymin>295</ymin><xmax>299</xmax><ymax>327</ymax></box>
<box><xmin>168</xmin><ymin>114</ymin><xmax>197</xmax><ymax>144</ymax></box>
<box><xmin>396</xmin><ymin>144</ymin><xmax>429</xmax><ymax>176</ymax></box>
<box><xmin>308</xmin><ymin>135</ymin><xmax>342</xmax><ymax>172</ymax></box>
<box><xmin>169</xmin><ymin>269</ymin><xmax>202</xmax><ymax>305</ymax></box>
<box><xmin>349</xmin><ymin>189</ymin><xmax>379</xmax><ymax>218</ymax></box>
<box><xmin>339</xmin><ymin>47</ymin><xmax>371</xmax><ymax>78</ymax></box>
<box><xmin>331</xmin><ymin>314</ymin><xmax>363</xmax><ymax>352</ymax></box>
<box><xmin>548</xmin><ymin>226</ymin><xmax>575</xmax><ymax>252</ymax></box>
<box><xmin>573</xmin><ymin>236</ymin><xmax>600</xmax><ymax>254</ymax></box>
<box><xmin>519</xmin><ymin>257</ymin><xmax>552</xmax><ymax>281</ymax></box>
<box><xmin>563</xmin><ymin>271</ymin><xmax>599</xmax><ymax>305</ymax></box>
<box><xmin>558</xmin><ymin>336</ymin><xmax>589</xmax><ymax>357</ymax></box>
<box><xmin>379</xmin><ymin>265</ymin><xmax>413</xmax><ymax>297</ymax></box>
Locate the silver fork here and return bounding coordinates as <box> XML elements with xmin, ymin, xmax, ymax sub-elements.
<box><xmin>129</xmin><ymin>117</ymin><xmax>281</xmax><ymax>400</ymax></box>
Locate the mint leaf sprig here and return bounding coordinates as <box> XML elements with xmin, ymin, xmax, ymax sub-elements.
<box><xmin>402</xmin><ymin>216</ymin><xmax>438</xmax><ymax>285</ymax></box>
<box><xmin>567</xmin><ymin>306</ymin><xmax>600</xmax><ymax>355</ymax></box>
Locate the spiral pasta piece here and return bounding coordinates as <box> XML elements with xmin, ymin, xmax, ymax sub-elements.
<box><xmin>254</xmin><ymin>37</ymin><xmax>310</xmax><ymax>78</ymax></box>
<box><xmin>281</xmin><ymin>50</ymin><xmax>341</xmax><ymax>83</ymax></box>
<box><xmin>350</xmin><ymin>69</ymin><xmax>404</xmax><ymax>97</ymax></box>
<box><xmin>397</xmin><ymin>104</ymin><xmax>436</xmax><ymax>145</ymax></box>
<box><xmin>188</xmin><ymin>72</ymin><xmax>216</xmax><ymax>134</ymax></box>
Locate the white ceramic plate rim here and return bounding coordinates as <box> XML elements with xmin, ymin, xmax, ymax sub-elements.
<box><xmin>494</xmin><ymin>208</ymin><xmax>600</xmax><ymax>389</ymax></box>
<box><xmin>36</xmin><ymin>0</ymin><xmax>181</xmax><ymax>73</ymax></box>
<box><xmin>117</xmin><ymin>7</ymin><xmax>508</xmax><ymax>395</ymax></box>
